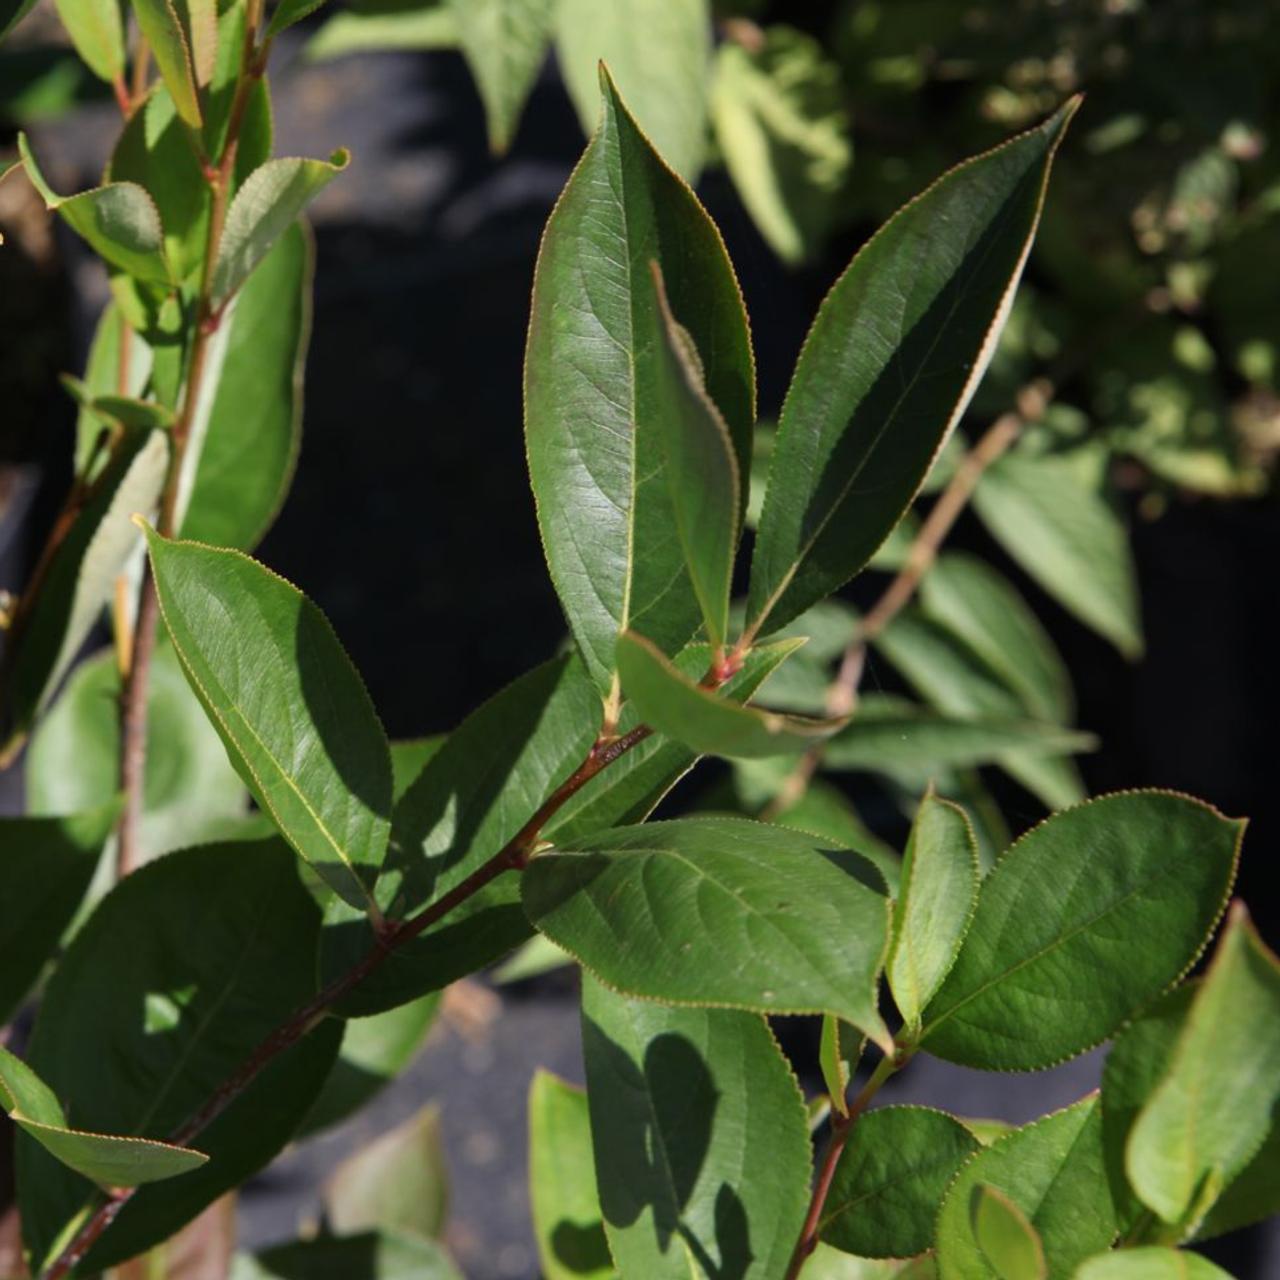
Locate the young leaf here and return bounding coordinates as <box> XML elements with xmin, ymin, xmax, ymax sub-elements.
<box><xmin>746</xmin><ymin>99</ymin><xmax>1079</xmax><ymax>637</ymax></box>
<box><xmin>921</xmin><ymin>792</ymin><xmax>1243</xmax><ymax>1070</ymax></box>
<box><xmin>525</xmin><ymin>816</ymin><xmax>893</xmax><ymax>1049</ymax></box>
<box><xmin>1074</xmin><ymin>1249</ymin><xmax>1234</xmax><ymax>1280</ymax></box>
<box><xmin>528</xmin><ymin>1072</ymin><xmax>614</xmax><ymax>1280</ymax></box>
<box><xmin>1125</xmin><ymin>903</ymin><xmax>1280</xmax><ymax>1229</ymax></box>
<box><xmin>648</xmin><ymin>262</ymin><xmax>740</xmax><ymax>651</ymax></box>
<box><xmin>446</xmin><ymin>0</ymin><xmax>553</xmax><ymax>152</ymax></box>
<box><xmin>52</xmin><ymin>0</ymin><xmax>124</xmax><ymax>82</ymax></box>
<box><xmin>581</xmin><ymin>974</ymin><xmax>809</xmax><ymax>1278</ymax></box>
<box><xmin>0</xmin><ymin>806</ymin><xmax>118</xmax><ymax>1025</ymax></box>
<box><xmin>617</xmin><ymin>630</ymin><xmax>844</xmax><ymax>758</ymax></box>
<box><xmin>970</xmin><ymin>1186</ymin><xmax>1046</xmax><ymax>1280</ymax></box>
<box><xmin>133</xmin><ymin>0</ymin><xmax>203</xmax><ymax>125</ymax></box>
<box><xmin>972</xmin><ymin>451</ymin><xmax>1142</xmax><ymax>658</ymax></box>
<box><xmin>142</xmin><ymin>528</ymin><xmax>393</xmax><ymax>912</ymax></box>
<box><xmin>525</xmin><ymin>67</ymin><xmax>753</xmax><ymax>693</ymax></box>
<box><xmin>888</xmin><ymin>788</ymin><xmax>980</xmax><ymax>1032</ymax></box>
<box><xmin>821</xmin><ymin>1106</ymin><xmax>981</xmax><ymax>1258</ymax></box>
<box><xmin>211</xmin><ymin>152</ymin><xmax>350</xmax><ymax>305</ymax></box>
<box><xmin>17</xmin><ymin>134</ymin><xmax>172</xmax><ymax>284</ymax></box>
<box><xmin>818</xmin><ymin>1016</ymin><xmax>862</xmax><ymax>1115</ymax></box>
<box><xmin>935</xmin><ymin>1096</ymin><xmax>1115</xmax><ymax>1280</ymax></box>
<box><xmin>1</xmin><ymin>1048</ymin><xmax>208</xmax><ymax>1188</ymax></box>
<box><xmin>233</xmin><ymin>1231</ymin><xmax>461</xmax><ymax>1279</ymax></box>
<box><xmin>554</xmin><ymin>0</ymin><xmax>711</xmax><ymax>181</ymax></box>
<box><xmin>17</xmin><ymin>840</ymin><xmax>342</xmax><ymax>1272</ymax></box>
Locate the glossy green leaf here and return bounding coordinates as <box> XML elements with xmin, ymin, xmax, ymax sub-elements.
<box><xmin>555</xmin><ymin>0</ymin><xmax>711</xmax><ymax>180</ymax></box>
<box><xmin>936</xmin><ymin>1097</ymin><xmax>1114</xmax><ymax>1280</ymax></box>
<box><xmin>529</xmin><ymin>1072</ymin><xmax>615</xmax><ymax>1280</ymax></box>
<box><xmin>922</xmin><ymin>793</ymin><xmax>1242</xmax><ymax>1071</ymax></box>
<box><xmin>819</xmin><ymin>1015</ymin><xmax>862</xmax><ymax>1114</ymax></box>
<box><xmin>581</xmin><ymin>973</ymin><xmax>809</xmax><ymax>1278</ymax></box>
<box><xmin>53</xmin><ymin>0</ymin><xmax>124</xmax><ymax>81</ymax></box>
<box><xmin>133</xmin><ymin>0</ymin><xmax>202</xmax><ymax>124</ymax></box>
<box><xmin>1073</xmin><ymin>1249</ymin><xmax>1233</xmax><ymax>1280</ymax></box>
<box><xmin>266</xmin><ymin>0</ymin><xmax>330</xmax><ymax>38</ymax></box>
<box><xmin>971</xmin><ymin>1186</ymin><xmax>1046</xmax><ymax>1280</ymax></box>
<box><xmin>747</xmin><ymin>101</ymin><xmax>1078</xmax><ymax>636</ymax></box>
<box><xmin>17</xmin><ymin>840</ymin><xmax>342</xmax><ymax>1272</ymax></box>
<box><xmin>888</xmin><ymin>788</ymin><xmax>980</xmax><ymax>1031</ymax></box>
<box><xmin>972</xmin><ymin>452</ymin><xmax>1141</xmax><ymax>658</ymax></box>
<box><xmin>710</xmin><ymin>25</ymin><xmax>850</xmax><ymax>264</ymax></box>
<box><xmin>447</xmin><ymin>0</ymin><xmax>553</xmax><ymax>152</ymax></box>
<box><xmin>0</xmin><ymin>428</ymin><xmax>168</xmax><ymax>756</ymax></box>
<box><xmin>618</xmin><ymin>630</ymin><xmax>843</xmax><ymax>758</ymax></box>
<box><xmin>1126</xmin><ymin>904</ymin><xmax>1280</xmax><ymax>1228</ymax></box>
<box><xmin>0</xmin><ymin>806</ymin><xmax>117</xmax><ymax>1024</ymax></box>
<box><xmin>211</xmin><ymin>152</ymin><xmax>349</xmax><ymax>306</ymax></box>
<box><xmin>325</xmin><ymin>1103</ymin><xmax>448</xmax><ymax>1240</ymax></box>
<box><xmin>181</xmin><ymin>222</ymin><xmax>311</xmax><ymax>550</ymax></box>
<box><xmin>305</xmin><ymin>3</ymin><xmax>456</xmax><ymax>59</ymax></box>
<box><xmin>524</xmin><ymin>67</ymin><xmax>753</xmax><ymax>692</ymax></box>
<box><xmin>27</xmin><ymin>644</ymin><xmax>247</xmax><ymax>865</ymax></box>
<box><xmin>1</xmin><ymin>1046</ymin><xmax>208</xmax><ymax>1188</ymax></box>
<box><xmin>526</xmin><ymin>816</ymin><xmax>893</xmax><ymax>1048</ymax></box>
<box><xmin>143</xmin><ymin>529</ymin><xmax>393</xmax><ymax>912</ymax></box>
<box><xmin>822</xmin><ymin>1105</ymin><xmax>981</xmax><ymax>1258</ymax></box>
<box><xmin>17</xmin><ymin>133</ymin><xmax>172</xmax><ymax>283</ymax></box>
<box><xmin>233</xmin><ymin>1231</ymin><xmax>461</xmax><ymax>1280</ymax></box>
<box><xmin>648</xmin><ymin>262</ymin><xmax>740</xmax><ymax>650</ymax></box>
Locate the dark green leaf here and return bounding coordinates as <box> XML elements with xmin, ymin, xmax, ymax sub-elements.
<box><xmin>233</xmin><ymin>1231</ymin><xmax>461</xmax><ymax>1280</ymax></box>
<box><xmin>921</xmin><ymin>792</ymin><xmax>1242</xmax><ymax>1071</ymax></box>
<box><xmin>525</xmin><ymin>67</ymin><xmax>753</xmax><ymax>692</ymax></box>
<box><xmin>525</xmin><ymin>816</ymin><xmax>893</xmax><ymax>1048</ymax></box>
<box><xmin>581</xmin><ymin>973</ymin><xmax>809</xmax><ymax>1277</ymax></box>
<box><xmin>389</xmin><ymin>736</ymin><xmax>445</xmax><ymax>802</ymax></box>
<box><xmin>821</xmin><ymin>1105</ymin><xmax>980</xmax><ymax>1257</ymax></box>
<box><xmin>746</xmin><ymin>100</ymin><xmax>1078</xmax><ymax>636</ymax></box>
<box><xmin>133</xmin><ymin>0</ymin><xmax>202</xmax><ymax>125</ymax></box>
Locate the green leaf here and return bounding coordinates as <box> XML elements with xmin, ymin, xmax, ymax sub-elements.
<box><xmin>1073</xmin><ymin>1249</ymin><xmax>1233</xmax><ymax>1280</ymax></box>
<box><xmin>181</xmin><ymin>222</ymin><xmax>311</xmax><ymax>550</ymax></box>
<box><xmin>581</xmin><ymin>973</ymin><xmax>810</xmax><ymax>1278</ymax></box>
<box><xmin>710</xmin><ymin>25</ymin><xmax>851</xmax><ymax>264</ymax></box>
<box><xmin>972</xmin><ymin>451</ymin><xmax>1142</xmax><ymax>658</ymax></box>
<box><xmin>525</xmin><ymin>816</ymin><xmax>893</xmax><ymax>1049</ymax></box>
<box><xmin>492</xmin><ymin>932</ymin><xmax>571</xmax><ymax>984</ymax></box>
<box><xmin>555</xmin><ymin>0</ymin><xmax>711</xmax><ymax>181</ymax></box>
<box><xmin>17</xmin><ymin>839</ymin><xmax>342</xmax><ymax>1272</ymax></box>
<box><xmin>1</xmin><ymin>0</ymin><xmax>37</xmax><ymax>42</ymax></box>
<box><xmin>971</xmin><ymin>1185</ymin><xmax>1046</xmax><ymax>1280</ymax></box>
<box><xmin>389</xmin><ymin>736</ymin><xmax>445</xmax><ymax>802</ymax></box>
<box><xmin>233</xmin><ymin>1231</ymin><xmax>462</xmax><ymax>1280</ymax></box>
<box><xmin>27</xmin><ymin>644</ymin><xmax>247</xmax><ymax>866</ymax></box>
<box><xmin>133</xmin><ymin>0</ymin><xmax>202</xmax><ymax>125</ymax></box>
<box><xmin>305</xmin><ymin>2</ymin><xmax>456</xmax><ymax>59</ymax></box>
<box><xmin>821</xmin><ymin>1105</ymin><xmax>981</xmax><ymax>1258</ymax></box>
<box><xmin>446</xmin><ymin>0</ymin><xmax>553</xmax><ymax>152</ymax></box>
<box><xmin>648</xmin><ymin>262</ymin><xmax>740</xmax><ymax>650</ymax></box>
<box><xmin>888</xmin><ymin>788</ymin><xmax>979</xmax><ymax>1031</ymax></box>
<box><xmin>1197</xmin><ymin>1122</ymin><xmax>1280</xmax><ymax>1242</ymax></box>
<box><xmin>525</xmin><ymin>66</ymin><xmax>753</xmax><ymax>693</ymax></box>
<box><xmin>922</xmin><ymin>792</ymin><xmax>1243</xmax><ymax>1071</ymax></box>
<box><xmin>202</xmin><ymin>0</ymin><xmax>272</xmax><ymax>171</ymax></box>
<box><xmin>324</xmin><ymin>1103</ymin><xmax>448</xmax><ymax>1240</ymax></box>
<box><xmin>70</xmin><ymin>303</ymin><xmax>150</xmax><ymax>472</ymax></box>
<box><xmin>802</xmin><ymin>1248</ymin><xmax>937</xmax><ymax>1279</ymax></box>
<box><xmin>53</xmin><ymin>0</ymin><xmax>124</xmax><ymax>82</ymax></box>
<box><xmin>211</xmin><ymin>153</ymin><xmax>349</xmax><ymax>306</ymax></box>
<box><xmin>266</xmin><ymin>0</ymin><xmax>330</xmax><ymax>38</ymax></box>
<box><xmin>822</xmin><ymin>695</ymin><xmax>1093</xmax><ymax>778</ymax></box>
<box><xmin>936</xmin><ymin>1097</ymin><xmax>1115</xmax><ymax>1280</ymax></box>
<box><xmin>182</xmin><ymin>0</ymin><xmax>218</xmax><ymax>88</ymax></box>
<box><xmin>528</xmin><ymin>1072</ymin><xmax>615</xmax><ymax>1280</ymax></box>
<box><xmin>299</xmin><ymin>994</ymin><xmax>440</xmax><ymax>1138</ymax></box>
<box><xmin>746</xmin><ymin>100</ymin><xmax>1079</xmax><ymax>637</ymax></box>
<box><xmin>1126</xmin><ymin>904</ymin><xmax>1280</xmax><ymax>1229</ymax></box>
<box><xmin>617</xmin><ymin>630</ymin><xmax>844</xmax><ymax>758</ymax></box>
<box><xmin>819</xmin><ymin>1015</ymin><xmax>862</xmax><ymax>1114</ymax></box>
<box><xmin>143</xmin><ymin>529</ymin><xmax>393</xmax><ymax>912</ymax></box>
<box><xmin>1</xmin><ymin>1046</ymin><xmax>208</xmax><ymax>1189</ymax></box>
<box><xmin>0</xmin><ymin>427</ymin><xmax>169</xmax><ymax>756</ymax></box>
<box><xmin>17</xmin><ymin>133</ymin><xmax>172</xmax><ymax>284</ymax></box>
<box><xmin>0</xmin><ymin>806</ymin><xmax>117</xmax><ymax>1025</ymax></box>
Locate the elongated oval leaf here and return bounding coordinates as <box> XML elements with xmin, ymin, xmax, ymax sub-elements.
<box><xmin>52</xmin><ymin>0</ymin><xmax>124</xmax><ymax>81</ymax></box>
<box><xmin>888</xmin><ymin>789</ymin><xmax>979</xmax><ymax>1031</ymax></box>
<box><xmin>143</xmin><ymin>529</ymin><xmax>393</xmax><ymax>911</ymax></box>
<box><xmin>133</xmin><ymin>0</ymin><xmax>202</xmax><ymax>125</ymax></box>
<box><xmin>821</xmin><ymin>1106</ymin><xmax>980</xmax><ymax>1258</ymax></box>
<box><xmin>525</xmin><ymin>816</ymin><xmax>893</xmax><ymax>1048</ymax></box>
<box><xmin>525</xmin><ymin>67</ymin><xmax>754</xmax><ymax>693</ymax></box>
<box><xmin>971</xmin><ymin>1186</ymin><xmax>1045</xmax><ymax>1280</ymax></box>
<box><xmin>935</xmin><ymin>1097</ymin><xmax>1114</xmax><ymax>1280</ymax></box>
<box><xmin>17</xmin><ymin>840</ymin><xmax>342</xmax><ymax>1272</ymax></box>
<box><xmin>581</xmin><ymin>974</ymin><xmax>809</xmax><ymax>1278</ymax></box>
<box><xmin>746</xmin><ymin>99</ymin><xmax>1079</xmax><ymax>636</ymax></box>
<box><xmin>1074</xmin><ymin>1249</ymin><xmax>1233</xmax><ymax>1280</ymax></box>
<box><xmin>922</xmin><ymin>792</ymin><xmax>1242</xmax><ymax>1071</ymax></box>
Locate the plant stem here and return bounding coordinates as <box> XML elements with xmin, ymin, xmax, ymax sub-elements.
<box><xmin>783</xmin><ymin>1051</ymin><xmax>900</xmax><ymax>1280</ymax></box>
